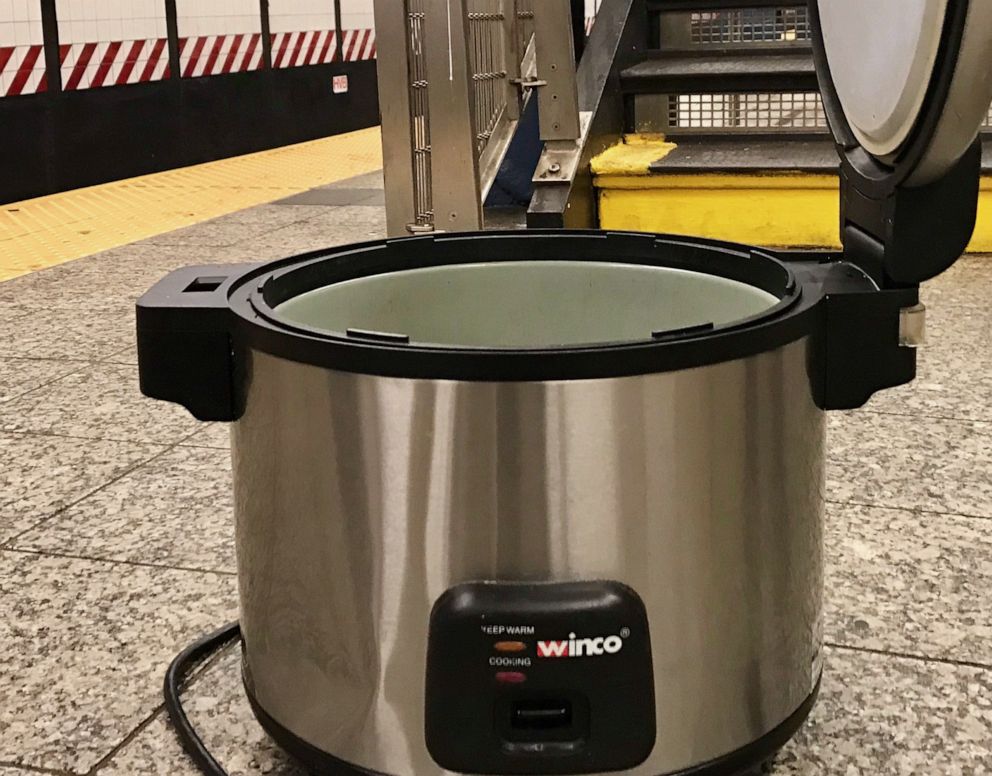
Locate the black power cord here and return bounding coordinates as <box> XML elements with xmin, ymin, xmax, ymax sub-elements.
<box><xmin>163</xmin><ymin>621</ymin><xmax>243</xmax><ymax>776</ymax></box>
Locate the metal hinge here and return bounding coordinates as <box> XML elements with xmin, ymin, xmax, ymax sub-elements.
<box><xmin>899</xmin><ymin>303</ymin><xmax>927</xmax><ymax>347</ymax></box>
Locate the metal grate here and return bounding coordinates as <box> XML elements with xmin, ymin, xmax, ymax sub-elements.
<box><xmin>468</xmin><ymin>1</ymin><xmax>509</xmax><ymax>154</ymax></box>
<box><xmin>668</xmin><ymin>92</ymin><xmax>826</xmax><ymax>132</ymax></box>
<box><xmin>688</xmin><ymin>7</ymin><xmax>811</xmax><ymax>44</ymax></box>
<box><xmin>407</xmin><ymin>1</ymin><xmax>433</xmax><ymax>228</ymax></box>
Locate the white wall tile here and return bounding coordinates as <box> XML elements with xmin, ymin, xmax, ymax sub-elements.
<box><xmin>176</xmin><ymin>0</ymin><xmax>261</xmax><ymax>38</ymax></box>
<box><xmin>0</xmin><ymin>1</ymin><xmax>43</xmax><ymax>43</ymax></box>
<box><xmin>0</xmin><ymin>0</ymin><xmax>17</xmax><ymax>26</ymax></box>
<box><xmin>56</xmin><ymin>0</ymin><xmax>167</xmax><ymax>44</ymax></box>
<box><xmin>269</xmin><ymin>0</ymin><xmax>335</xmax><ymax>34</ymax></box>
<box><xmin>339</xmin><ymin>0</ymin><xmax>373</xmax><ymax>31</ymax></box>
<box><xmin>0</xmin><ymin>21</ymin><xmax>16</xmax><ymax>48</ymax></box>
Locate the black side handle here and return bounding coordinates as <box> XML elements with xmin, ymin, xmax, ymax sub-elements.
<box><xmin>794</xmin><ymin>260</ymin><xmax>918</xmax><ymax>411</ymax></box>
<box><xmin>136</xmin><ymin>264</ymin><xmax>257</xmax><ymax>422</ymax></box>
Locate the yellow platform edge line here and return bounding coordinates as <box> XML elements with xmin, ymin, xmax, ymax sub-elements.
<box><xmin>595</xmin><ymin>173</ymin><xmax>992</xmax><ymax>252</ymax></box>
<box><xmin>0</xmin><ymin>127</ymin><xmax>384</xmax><ymax>281</ymax></box>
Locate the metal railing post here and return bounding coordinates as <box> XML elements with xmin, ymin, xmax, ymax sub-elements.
<box><xmin>501</xmin><ymin>0</ymin><xmax>520</xmax><ymax>121</ymax></box>
<box><xmin>374</xmin><ymin>0</ymin><xmax>421</xmax><ymax>236</ymax></box>
<box><xmin>424</xmin><ymin>0</ymin><xmax>483</xmax><ymax>231</ymax></box>
<box><xmin>532</xmin><ymin>0</ymin><xmax>581</xmax><ymax>140</ymax></box>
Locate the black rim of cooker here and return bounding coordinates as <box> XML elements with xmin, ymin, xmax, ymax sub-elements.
<box><xmin>226</xmin><ymin>230</ymin><xmax>821</xmax><ymax>382</ymax></box>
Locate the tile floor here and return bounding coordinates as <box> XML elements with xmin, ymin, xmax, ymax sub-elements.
<box><xmin>2</xmin><ymin>171</ymin><xmax>992</xmax><ymax>774</ymax></box>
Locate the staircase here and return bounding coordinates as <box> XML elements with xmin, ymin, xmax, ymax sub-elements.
<box><xmin>586</xmin><ymin>0</ymin><xmax>992</xmax><ymax>250</ymax></box>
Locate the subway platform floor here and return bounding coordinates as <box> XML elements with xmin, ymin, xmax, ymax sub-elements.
<box><xmin>2</xmin><ymin>169</ymin><xmax>992</xmax><ymax>775</ymax></box>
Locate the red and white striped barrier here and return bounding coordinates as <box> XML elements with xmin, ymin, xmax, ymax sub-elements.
<box><xmin>0</xmin><ymin>45</ymin><xmax>47</xmax><ymax>97</ymax></box>
<box><xmin>2</xmin><ymin>25</ymin><xmax>374</xmax><ymax>96</ymax></box>
<box><xmin>60</xmin><ymin>39</ymin><xmax>169</xmax><ymax>91</ymax></box>
<box><xmin>271</xmin><ymin>29</ymin><xmax>338</xmax><ymax>68</ymax></box>
<box><xmin>179</xmin><ymin>33</ymin><xmax>263</xmax><ymax>78</ymax></box>
<box><xmin>341</xmin><ymin>28</ymin><xmax>376</xmax><ymax>61</ymax></box>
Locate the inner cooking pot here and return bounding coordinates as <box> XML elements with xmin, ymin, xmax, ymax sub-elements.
<box><xmin>271</xmin><ymin>260</ymin><xmax>781</xmax><ymax>348</ymax></box>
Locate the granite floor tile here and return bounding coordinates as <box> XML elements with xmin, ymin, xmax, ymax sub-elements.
<box><xmin>825</xmin><ymin>502</ymin><xmax>992</xmax><ymax>664</ymax></box>
<box><xmin>276</xmin><ymin>187</ymin><xmax>385</xmax><ymax>207</ymax></box>
<box><xmin>144</xmin><ymin>206</ymin><xmax>313</xmax><ymax>248</ymax></box>
<box><xmin>864</xmin><ymin>341</ymin><xmax>992</xmax><ymax>423</ymax></box>
<box><xmin>324</xmin><ymin>169</ymin><xmax>384</xmax><ymax>190</ymax></box>
<box><xmin>0</xmin><ymin>432</ymin><xmax>166</xmax><ymax>544</ymax></box>
<box><xmin>0</xmin><ymin>244</ymin><xmax>188</xmax><ymax>309</ymax></box>
<box><xmin>179</xmin><ymin>423</ymin><xmax>230</xmax><ymax>450</ymax></box>
<box><xmin>99</xmin><ymin>642</ymin><xmax>992</xmax><ymax>776</ymax></box>
<box><xmin>0</xmin><ymin>357</ymin><xmax>88</xmax><ymax>403</ymax></box>
<box><xmin>0</xmin><ymin>242</ymin><xmax>256</xmax><ymax>318</ymax></box>
<box><xmin>0</xmin><ymin>303</ymin><xmax>31</xmax><ymax>323</ymax></box>
<box><xmin>773</xmin><ymin>647</ymin><xmax>992</xmax><ymax>774</ymax></box>
<box><xmin>826</xmin><ymin>410</ymin><xmax>992</xmax><ymax>518</ymax></box>
<box><xmin>920</xmin><ymin>262</ymin><xmax>992</xmax><ymax>344</ymax></box>
<box><xmin>0</xmin><ymin>363</ymin><xmax>201</xmax><ymax>445</ymax></box>
<box><xmin>101</xmin><ymin>343</ymin><xmax>138</xmax><ymax>365</ymax></box>
<box><xmin>227</xmin><ymin>209</ymin><xmax>387</xmax><ymax>261</ymax></box>
<box><xmin>301</xmin><ymin>204</ymin><xmax>388</xmax><ymax>228</ymax></box>
<box><xmin>101</xmin><ymin>646</ymin><xmax>303</xmax><ymax>776</ymax></box>
<box><xmin>0</xmin><ymin>305</ymin><xmax>135</xmax><ymax>361</ymax></box>
<box><xmin>0</xmin><ymin>550</ymin><xmax>238</xmax><ymax>773</ymax></box>
<box><xmin>14</xmin><ymin>446</ymin><xmax>236</xmax><ymax>573</ymax></box>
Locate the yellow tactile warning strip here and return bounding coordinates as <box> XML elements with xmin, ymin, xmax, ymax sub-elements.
<box><xmin>0</xmin><ymin>126</ymin><xmax>383</xmax><ymax>282</ymax></box>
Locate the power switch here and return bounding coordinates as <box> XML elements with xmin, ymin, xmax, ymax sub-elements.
<box><xmin>512</xmin><ymin>700</ymin><xmax>572</xmax><ymax>731</ymax></box>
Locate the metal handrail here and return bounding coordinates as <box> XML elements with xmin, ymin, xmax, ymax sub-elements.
<box><xmin>375</xmin><ymin>0</ymin><xmax>586</xmax><ymax>235</ymax></box>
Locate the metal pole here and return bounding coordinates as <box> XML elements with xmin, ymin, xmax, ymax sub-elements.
<box><xmin>259</xmin><ymin>0</ymin><xmax>273</xmax><ymax>69</ymax></box>
<box><xmin>164</xmin><ymin>0</ymin><xmax>181</xmax><ymax>79</ymax></box>
<box><xmin>532</xmin><ymin>0</ymin><xmax>580</xmax><ymax>140</ymax></box>
<box><xmin>39</xmin><ymin>0</ymin><xmax>62</xmax><ymax>93</ymax></box>
<box><xmin>501</xmin><ymin>0</ymin><xmax>520</xmax><ymax>120</ymax></box>
<box><xmin>333</xmin><ymin>0</ymin><xmax>344</xmax><ymax>62</ymax></box>
<box><xmin>374</xmin><ymin>0</ymin><xmax>421</xmax><ymax>236</ymax></box>
<box><xmin>424</xmin><ymin>0</ymin><xmax>483</xmax><ymax>231</ymax></box>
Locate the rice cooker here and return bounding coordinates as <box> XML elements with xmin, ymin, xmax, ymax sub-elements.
<box><xmin>135</xmin><ymin>2</ymin><xmax>992</xmax><ymax>774</ymax></box>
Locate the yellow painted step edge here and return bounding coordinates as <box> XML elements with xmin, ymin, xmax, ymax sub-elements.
<box><xmin>592</xmin><ymin>140</ymin><xmax>992</xmax><ymax>252</ymax></box>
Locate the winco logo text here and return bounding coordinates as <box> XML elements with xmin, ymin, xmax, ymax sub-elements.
<box><xmin>536</xmin><ymin>631</ymin><xmax>625</xmax><ymax>658</ymax></box>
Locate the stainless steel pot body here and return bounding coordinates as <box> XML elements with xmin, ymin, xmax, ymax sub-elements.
<box><xmin>233</xmin><ymin>337</ymin><xmax>824</xmax><ymax>776</ymax></box>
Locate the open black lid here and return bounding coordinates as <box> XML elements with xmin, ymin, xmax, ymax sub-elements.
<box><xmin>811</xmin><ymin>0</ymin><xmax>992</xmax><ymax>286</ymax></box>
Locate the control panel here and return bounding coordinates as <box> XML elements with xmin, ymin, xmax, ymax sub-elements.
<box><xmin>425</xmin><ymin>581</ymin><xmax>656</xmax><ymax>774</ymax></box>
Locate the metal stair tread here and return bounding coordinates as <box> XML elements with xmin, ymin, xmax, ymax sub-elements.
<box><xmin>647</xmin><ymin>136</ymin><xmax>840</xmax><ymax>174</ymax></box>
<box><xmin>646</xmin><ymin>0</ymin><xmax>802</xmax><ymax>10</ymax></box>
<box><xmin>643</xmin><ymin>136</ymin><xmax>992</xmax><ymax>174</ymax></box>
<box><xmin>621</xmin><ymin>51</ymin><xmax>818</xmax><ymax>94</ymax></box>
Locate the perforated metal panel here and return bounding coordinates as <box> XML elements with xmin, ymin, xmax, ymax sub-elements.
<box><xmin>468</xmin><ymin>1</ymin><xmax>510</xmax><ymax>154</ymax></box>
<box><xmin>657</xmin><ymin>6</ymin><xmax>811</xmax><ymax>47</ymax></box>
<box><xmin>668</xmin><ymin>92</ymin><xmax>826</xmax><ymax>132</ymax></box>
<box><xmin>407</xmin><ymin>1</ymin><xmax>433</xmax><ymax>228</ymax></box>
<box><xmin>689</xmin><ymin>7</ymin><xmax>811</xmax><ymax>45</ymax></box>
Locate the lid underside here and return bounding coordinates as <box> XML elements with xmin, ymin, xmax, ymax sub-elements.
<box><xmin>819</xmin><ymin>0</ymin><xmax>946</xmax><ymax>158</ymax></box>
<box><xmin>817</xmin><ymin>0</ymin><xmax>992</xmax><ymax>184</ymax></box>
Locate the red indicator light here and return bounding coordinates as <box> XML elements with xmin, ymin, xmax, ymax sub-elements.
<box><xmin>495</xmin><ymin>671</ymin><xmax>527</xmax><ymax>684</ymax></box>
